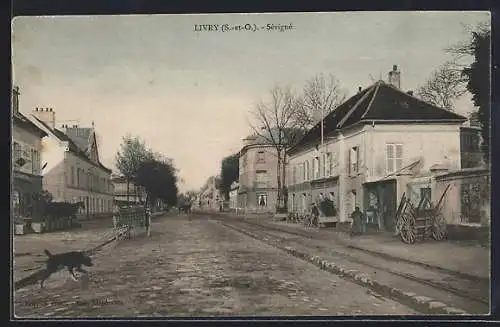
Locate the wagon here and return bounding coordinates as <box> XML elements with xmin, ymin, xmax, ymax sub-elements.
<box><xmin>395</xmin><ymin>184</ymin><xmax>450</xmax><ymax>244</ymax></box>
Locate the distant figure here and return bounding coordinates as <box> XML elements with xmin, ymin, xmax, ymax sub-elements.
<box><xmin>311</xmin><ymin>202</ymin><xmax>320</xmax><ymax>227</ymax></box>
<box><xmin>145</xmin><ymin>205</ymin><xmax>152</xmax><ymax>237</ymax></box>
<box><xmin>350</xmin><ymin>206</ymin><xmax>364</xmax><ymax>236</ymax></box>
<box><xmin>219</xmin><ymin>203</ymin><xmax>223</xmax><ymax>212</ymax></box>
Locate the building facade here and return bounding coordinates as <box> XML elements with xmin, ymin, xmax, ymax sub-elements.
<box><xmin>287</xmin><ymin>65</ymin><xmax>467</xmax><ymax>232</ymax></box>
<box><xmin>228</xmin><ymin>181</ymin><xmax>239</xmax><ymax>210</ymax></box>
<box><xmin>11</xmin><ymin>86</ymin><xmax>48</xmax><ymax>219</ymax></box>
<box><xmin>29</xmin><ymin>108</ymin><xmax>114</xmax><ymax>218</ymax></box>
<box><xmin>237</xmin><ymin>134</ymin><xmax>282</xmax><ymax>213</ymax></box>
<box><xmin>199</xmin><ymin>175</ymin><xmax>221</xmax><ymax>211</ymax></box>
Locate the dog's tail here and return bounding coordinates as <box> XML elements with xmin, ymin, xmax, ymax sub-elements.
<box><xmin>43</xmin><ymin>249</ymin><xmax>52</xmax><ymax>257</ymax></box>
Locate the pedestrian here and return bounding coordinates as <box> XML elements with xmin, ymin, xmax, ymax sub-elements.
<box><xmin>350</xmin><ymin>206</ymin><xmax>364</xmax><ymax>237</ymax></box>
<box><xmin>145</xmin><ymin>205</ymin><xmax>152</xmax><ymax>237</ymax></box>
<box><xmin>311</xmin><ymin>202</ymin><xmax>320</xmax><ymax>229</ymax></box>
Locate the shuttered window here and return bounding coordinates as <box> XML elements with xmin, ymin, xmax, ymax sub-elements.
<box><xmin>386</xmin><ymin>143</ymin><xmax>403</xmax><ymax>174</ymax></box>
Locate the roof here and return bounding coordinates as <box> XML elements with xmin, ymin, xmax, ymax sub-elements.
<box><xmin>13</xmin><ymin>112</ymin><xmax>47</xmax><ymax>138</ymax></box>
<box><xmin>32</xmin><ymin>116</ymin><xmax>112</xmax><ymax>174</ymax></box>
<box><xmin>290</xmin><ymin>81</ymin><xmax>467</xmax><ymax>154</ymax></box>
<box><xmin>65</xmin><ymin>127</ymin><xmax>92</xmax><ymax>152</ymax></box>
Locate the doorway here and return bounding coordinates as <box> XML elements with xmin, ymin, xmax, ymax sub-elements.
<box><xmin>364</xmin><ymin>180</ymin><xmax>397</xmax><ymax>232</ymax></box>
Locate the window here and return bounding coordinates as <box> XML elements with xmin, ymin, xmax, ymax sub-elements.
<box><xmin>386</xmin><ymin>143</ymin><xmax>403</xmax><ymax>174</ymax></box>
<box><xmin>419</xmin><ymin>187</ymin><xmax>432</xmax><ymax>209</ymax></box>
<box><xmin>313</xmin><ymin>157</ymin><xmax>320</xmax><ymax>179</ymax></box>
<box><xmin>256</xmin><ymin>170</ymin><xmax>268</xmax><ymax>188</ymax></box>
<box><xmin>329</xmin><ymin>192</ymin><xmax>335</xmax><ymax>203</ymax></box>
<box><xmin>324</xmin><ymin>153</ymin><xmax>331</xmax><ymax>177</ymax></box>
<box><xmin>70</xmin><ymin>166</ymin><xmax>75</xmax><ymax>186</ymax></box>
<box><xmin>292</xmin><ymin>165</ymin><xmax>297</xmax><ymax>184</ymax></box>
<box><xmin>306</xmin><ymin>161</ymin><xmax>311</xmax><ymax>181</ymax></box>
<box><xmin>257</xmin><ymin>151</ymin><xmax>265</xmax><ymax>163</ymax></box>
<box><xmin>257</xmin><ymin>194</ymin><xmax>268</xmax><ymax>207</ymax></box>
<box><xmin>349</xmin><ymin>146</ymin><xmax>359</xmax><ymax>176</ymax></box>
<box><xmin>460</xmin><ymin>183</ymin><xmax>481</xmax><ymax>223</ymax></box>
<box><xmin>13</xmin><ymin>142</ymin><xmax>20</xmax><ymax>160</ymax></box>
<box><xmin>31</xmin><ymin>149</ymin><xmax>39</xmax><ymax>174</ymax></box>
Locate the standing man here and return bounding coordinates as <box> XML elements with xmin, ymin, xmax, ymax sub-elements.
<box><xmin>145</xmin><ymin>204</ymin><xmax>152</xmax><ymax>237</ymax></box>
<box><xmin>350</xmin><ymin>206</ymin><xmax>364</xmax><ymax>237</ymax></box>
<box><xmin>311</xmin><ymin>202</ymin><xmax>320</xmax><ymax>229</ymax></box>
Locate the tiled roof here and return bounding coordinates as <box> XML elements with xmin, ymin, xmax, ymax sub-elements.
<box><xmin>290</xmin><ymin>81</ymin><xmax>467</xmax><ymax>154</ymax></box>
<box><xmin>13</xmin><ymin>112</ymin><xmax>47</xmax><ymax>137</ymax></box>
<box><xmin>65</xmin><ymin>127</ymin><xmax>92</xmax><ymax>152</ymax></box>
<box><xmin>32</xmin><ymin>116</ymin><xmax>112</xmax><ymax>173</ymax></box>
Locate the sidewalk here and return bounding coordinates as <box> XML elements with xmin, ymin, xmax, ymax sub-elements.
<box><xmin>238</xmin><ymin>216</ymin><xmax>490</xmax><ymax>281</ymax></box>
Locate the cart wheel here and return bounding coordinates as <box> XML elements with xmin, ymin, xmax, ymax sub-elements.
<box><xmin>400</xmin><ymin>212</ymin><xmax>416</xmax><ymax>244</ymax></box>
<box><xmin>432</xmin><ymin>212</ymin><xmax>447</xmax><ymax>241</ymax></box>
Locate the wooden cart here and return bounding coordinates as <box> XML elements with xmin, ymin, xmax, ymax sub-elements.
<box><xmin>394</xmin><ymin>185</ymin><xmax>450</xmax><ymax>244</ymax></box>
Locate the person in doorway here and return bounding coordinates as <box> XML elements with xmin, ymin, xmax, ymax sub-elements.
<box><xmin>350</xmin><ymin>206</ymin><xmax>364</xmax><ymax>237</ymax></box>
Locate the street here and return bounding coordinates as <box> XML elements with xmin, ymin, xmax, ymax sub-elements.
<box><xmin>13</xmin><ymin>214</ymin><xmax>417</xmax><ymax>317</ymax></box>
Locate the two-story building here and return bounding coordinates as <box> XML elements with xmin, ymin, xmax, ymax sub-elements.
<box><xmin>29</xmin><ymin>108</ymin><xmax>114</xmax><ymax>218</ymax></box>
<box><xmin>287</xmin><ymin>65</ymin><xmax>467</xmax><ymax>232</ymax></box>
<box><xmin>11</xmin><ymin>86</ymin><xmax>48</xmax><ymax>219</ymax></box>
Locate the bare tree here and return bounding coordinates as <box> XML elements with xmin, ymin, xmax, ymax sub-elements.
<box><xmin>248</xmin><ymin>85</ymin><xmax>304</xmax><ymax>210</ymax></box>
<box><xmin>416</xmin><ymin>61</ymin><xmax>467</xmax><ymax>111</ymax></box>
<box><xmin>294</xmin><ymin>73</ymin><xmax>347</xmax><ymax>129</ymax></box>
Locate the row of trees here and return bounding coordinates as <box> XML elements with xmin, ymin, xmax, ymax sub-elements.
<box><xmin>242</xmin><ymin>23</ymin><xmax>490</xmax><ymax>211</ymax></box>
<box><xmin>115</xmin><ymin>134</ymin><xmax>179</xmax><ymax>208</ymax></box>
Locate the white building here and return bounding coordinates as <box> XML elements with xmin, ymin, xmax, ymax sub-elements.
<box><xmin>287</xmin><ymin>65</ymin><xmax>467</xmax><ymax>232</ymax></box>
<box><xmin>29</xmin><ymin>108</ymin><xmax>114</xmax><ymax>218</ymax></box>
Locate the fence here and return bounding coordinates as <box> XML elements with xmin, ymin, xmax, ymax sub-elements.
<box><xmin>113</xmin><ymin>206</ymin><xmax>148</xmax><ymax>237</ymax></box>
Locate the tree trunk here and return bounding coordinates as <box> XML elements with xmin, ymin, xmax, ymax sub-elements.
<box><xmin>126</xmin><ymin>180</ymin><xmax>130</xmax><ymax>206</ymax></box>
<box><xmin>282</xmin><ymin>151</ymin><xmax>288</xmax><ymax>209</ymax></box>
<box><xmin>276</xmin><ymin>150</ymin><xmax>282</xmax><ymax>210</ymax></box>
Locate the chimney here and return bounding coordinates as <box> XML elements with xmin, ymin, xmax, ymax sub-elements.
<box><xmin>388</xmin><ymin>64</ymin><xmax>401</xmax><ymax>89</ymax></box>
<box><xmin>358</xmin><ymin>86</ymin><xmax>362</xmax><ymax>93</ymax></box>
<box><xmin>407</xmin><ymin>90</ymin><xmax>414</xmax><ymax>96</ymax></box>
<box><xmin>32</xmin><ymin>106</ymin><xmax>56</xmax><ymax>129</ymax></box>
<box><xmin>12</xmin><ymin>86</ymin><xmax>20</xmax><ymax>114</ymax></box>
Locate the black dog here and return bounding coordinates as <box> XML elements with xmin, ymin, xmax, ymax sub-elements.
<box><xmin>40</xmin><ymin>249</ymin><xmax>94</xmax><ymax>288</ymax></box>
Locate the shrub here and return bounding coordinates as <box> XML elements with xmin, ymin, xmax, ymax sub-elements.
<box><xmin>319</xmin><ymin>198</ymin><xmax>337</xmax><ymax>217</ymax></box>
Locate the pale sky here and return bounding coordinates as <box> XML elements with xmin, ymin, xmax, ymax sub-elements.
<box><xmin>12</xmin><ymin>11</ymin><xmax>490</xmax><ymax>192</ymax></box>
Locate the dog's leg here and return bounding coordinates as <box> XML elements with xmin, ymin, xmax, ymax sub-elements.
<box><xmin>68</xmin><ymin>267</ymin><xmax>79</xmax><ymax>281</ymax></box>
<box><xmin>75</xmin><ymin>265</ymin><xmax>88</xmax><ymax>274</ymax></box>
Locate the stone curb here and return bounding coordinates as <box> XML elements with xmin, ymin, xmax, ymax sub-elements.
<box><xmin>221</xmin><ymin>222</ymin><xmax>469</xmax><ymax>316</ymax></box>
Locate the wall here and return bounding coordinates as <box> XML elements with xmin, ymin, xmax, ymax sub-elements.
<box><xmin>434</xmin><ymin>168</ymin><xmax>490</xmax><ymax>226</ymax></box>
<box><xmin>12</xmin><ymin>123</ymin><xmax>43</xmax><ymax>176</ymax></box>
<box><xmin>40</xmin><ymin>137</ymin><xmax>113</xmax><ymax>215</ymax></box>
<box><xmin>434</xmin><ymin>169</ymin><xmax>490</xmax><ymax>244</ymax></box>
<box><xmin>40</xmin><ymin>137</ymin><xmax>67</xmax><ymax>201</ymax></box>
<box><xmin>64</xmin><ymin>151</ymin><xmax>113</xmax><ymax>215</ymax></box>
<box><xmin>368</xmin><ymin>124</ymin><xmax>462</xmax><ymax>180</ymax></box>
